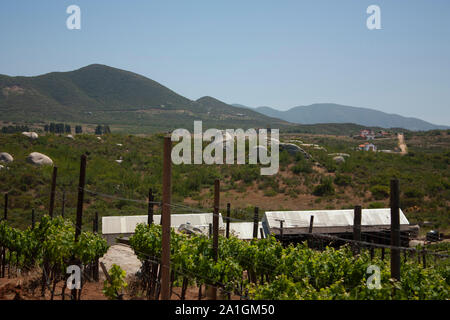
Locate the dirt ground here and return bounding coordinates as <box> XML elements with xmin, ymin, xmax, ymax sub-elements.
<box><xmin>0</xmin><ymin>274</ymin><xmax>240</xmax><ymax>301</ymax></box>
<box><xmin>0</xmin><ymin>244</ymin><xmax>241</xmax><ymax>300</ymax></box>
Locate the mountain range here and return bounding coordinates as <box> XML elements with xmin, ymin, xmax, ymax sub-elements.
<box><xmin>232</xmin><ymin>104</ymin><xmax>448</xmax><ymax>131</ymax></box>
<box><xmin>0</xmin><ymin>64</ymin><xmax>447</xmax><ymax>132</ymax></box>
<box><xmin>0</xmin><ymin>64</ymin><xmax>288</xmax><ymax>132</ymax></box>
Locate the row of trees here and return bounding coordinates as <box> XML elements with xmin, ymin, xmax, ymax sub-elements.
<box><xmin>44</xmin><ymin>123</ymin><xmax>78</xmax><ymax>134</ymax></box>
<box><xmin>95</xmin><ymin>125</ymin><xmax>111</xmax><ymax>135</ymax></box>
<box><xmin>1</xmin><ymin>125</ymin><xmax>30</xmax><ymax>134</ymax></box>
<box><xmin>44</xmin><ymin>123</ymin><xmax>111</xmax><ymax>135</ymax></box>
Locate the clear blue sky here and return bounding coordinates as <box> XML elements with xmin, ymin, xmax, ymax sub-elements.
<box><xmin>1</xmin><ymin>0</ymin><xmax>449</xmax><ymax>125</ymax></box>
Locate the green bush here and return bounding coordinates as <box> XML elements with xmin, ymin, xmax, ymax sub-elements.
<box><xmin>313</xmin><ymin>178</ymin><xmax>335</xmax><ymax>196</ymax></box>
<box><xmin>368</xmin><ymin>202</ymin><xmax>385</xmax><ymax>209</ymax></box>
<box><xmin>334</xmin><ymin>174</ymin><xmax>352</xmax><ymax>186</ymax></box>
<box><xmin>404</xmin><ymin>188</ymin><xmax>424</xmax><ymax>199</ymax></box>
<box><xmin>102</xmin><ymin>264</ymin><xmax>128</xmax><ymax>300</ymax></box>
<box><xmin>292</xmin><ymin>160</ymin><xmax>313</xmax><ymax>174</ymax></box>
<box><xmin>370</xmin><ymin>185</ymin><xmax>390</xmax><ymax>200</ymax></box>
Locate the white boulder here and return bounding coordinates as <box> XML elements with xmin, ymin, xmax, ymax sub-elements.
<box><xmin>66</xmin><ymin>134</ymin><xmax>75</xmax><ymax>140</ymax></box>
<box><xmin>333</xmin><ymin>156</ymin><xmax>346</xmax><ymax>164</ymax></box>
<box><xmin>26</xmin><ymin>152</ymin><xmax>53</xmax><ymax>166</ymax></box>
<box><xmin>0</xmin><ymin>152</ymin><xmax>13</xmax><ymax>163</ymax></box>
<box><xmin>22</xmin><ymin>132</ymin><xmax>39</xmax><ymax>140</ymax></box>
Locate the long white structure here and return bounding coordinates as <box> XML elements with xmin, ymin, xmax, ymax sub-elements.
<box><xmin>102</xmin><ymin>213</ymin><xmax>223</xmax><ymax>245</ymax></box>
<box><xmin>262</xmin><ymin>208</ymin><xmax>416</xmax><ymax>236</ymax></box>
<box><xmin>229</xmin><ymin>222</ymin><xmax>263</xmax><ymax>240</ymax></box>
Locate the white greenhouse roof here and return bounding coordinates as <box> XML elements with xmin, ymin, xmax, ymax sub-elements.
<box><xmin>229</xmin><ymin>222</ymin><xmax>263</xmax><ymax>240</ymax></box>
<box><xmin>102</xmin><ymin>213</ymin><xmax>224</xmax><ymax>235</ymax></box>
<box><xmin>263</xmin><ymin>208</ymin><xmax>411</xmax><ymax>235</ymax></box>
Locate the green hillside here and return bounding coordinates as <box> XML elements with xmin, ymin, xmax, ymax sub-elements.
<box><xmin>0</xmin><ymin>130</ymin><xmax>448</xmax><ymax>233</ymax></box>
<box><xmin>0</xmin><ymin>64</ymin><xmax>290</xmax><ymax>131</ymax></box>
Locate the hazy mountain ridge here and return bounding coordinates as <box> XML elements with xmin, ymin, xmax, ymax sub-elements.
<box><xmin>232</xmin><ymin>103</ymin><xmax>448</xmax><ymax>131</ymax></box>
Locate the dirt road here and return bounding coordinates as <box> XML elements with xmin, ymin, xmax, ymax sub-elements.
<box><xmin>398</xmin><ymin>133</ymin><xmax>408</xmax><ymax>155</ymax></box>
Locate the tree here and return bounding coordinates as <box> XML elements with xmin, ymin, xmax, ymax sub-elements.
<box><xmin>95</xmin><ymin>125</ymin><xmax>103</xmax><ymax>135</ymax></box>
<box><xmin>75</xmin><ymin>125</ymin><xmax>83</xmax><ymax>134</ymax></box>
<box><xmin>55</xmin><ymin>123</ymin><xmax>64</xmax><ymax>134</ymax></box>
<box><xmin>65</xmin><ymin>124</ymin><xmax>71</xmax><ymax>134</ymax></box>
<box><xmin>103</xmin><ymin>125</ymin><xmax>111</xmax><ymax>134</ymax></box>
<box><xmin>44</xmin><ymin>124</ymin><xmax>49</xmax><ymax>133</ymax></box>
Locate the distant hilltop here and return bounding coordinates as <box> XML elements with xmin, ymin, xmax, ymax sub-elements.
<box><xmin>233</xmin><ymin>103</ymin><xmax>449</xmax><ymax>131</ymax></box>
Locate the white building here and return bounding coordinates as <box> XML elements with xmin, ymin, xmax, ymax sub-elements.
<box><xmin>102</xmin><ymin>213</ymin><xmax>224</xmax><ymax>245</ymax></box>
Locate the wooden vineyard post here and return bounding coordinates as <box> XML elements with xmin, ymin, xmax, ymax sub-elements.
<box><xmin>308</xmin><ymin>215</ymin><xmax>314</xmax><ymax>248</ymax></box>
<box><xmin>31</xmin><ymin>208</ymin><xmax>35</xmax><ymax>229</ymax></box>
<box><xmin>390</xmin><ymin>179</ymin><xmax>401</xmax><ymax>281</ymax></box>
<box><xmin>253</xmin><ymin>207</ymin><xmax>259</xmax><ymax>239</ymax></box>
<box><xmin>72</xmin><ymin>154</ymin><xmax>87</xmax><ymax>300</ymax></box>
<box><xmin>3</xmin><ymin>193</ymin><xmax>7</xmax><ymax>220</ymax></box>
<box><xmin>209</xmin><ymin>223</ymin><xmax>212</xmax><ymax>238</ymax></box>
<box><xmin>49</xmin><ymin>166</ymin><xmax>58</xmax><ymax>218</ymax></box>
<box><xmin>308</xmin><ymin>215</ymin><xmax>314</xmax><ymax>234</ymax></box>
<box><xmin>370</xmin><ymin>240</ymin><xmax>375</xmax><ymax>260</ymax></box>
<box><xmin>210</xmin><ymin>179</ymin><xmax>220</xmax><ymax>300</ymax></box>
<box><xmin>75</xmin><ymin>155</ymin><xmax>87</xmax><ymax>241</ymax></box>
<box><xmin>278</xmin><ymin>220</ymin><xmax>284</xmax><ymax>241</ymax></box>
<box><xmin>160</xmin><ymin>137</ymin><xmax>172</xmax><ymax>300</ymax></box>
<box><xmin>61</xmin><ymin>190</ymin><xmax>66</xmax><ymax>218</ymax></box>
<box><xmin>148</xmin><ymin>188</ymin><xmax>154</xmax><ymax>226</ymax></box>
<box><xmin>260</xmin><ymin>228</ymin><xmax>264</xmax><ymax>239</ymax></box>
<box><xmin>93</xmin><ymin>212</ymin><xmax>99</xmax><ymax>282</ymax></box>
<box><xmin>353</xmin><ymin>205</ymin><xmax>362</xmax><ymax>255</ymax></box>
<box><xmin>422</xmin><ymin>249</ymin><xmax>427</xmax><ymax>268</ymax></box>
<box><xmin>226</xmin><ymin>203</ymin><xmax>230</xmax><ymax>239</ymax></box>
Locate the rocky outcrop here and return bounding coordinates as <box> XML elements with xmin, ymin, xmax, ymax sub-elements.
<box><xmin>26</xmin><ymin>152</ymin><xmax>53</xmax><ymax>166</ymax></box>
<box><xmin>0</xmin><ymin>152</ymin><xmax>13</xmax><ymax>163</ymax></box>
<box><xmin>22</xmin><ymin>132</ymin><xmax>39</xmax><ymax>140</ymax></box>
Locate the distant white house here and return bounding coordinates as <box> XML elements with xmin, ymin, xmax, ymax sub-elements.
<box><xmin>358</xmin><ymin>142</ymin><xmax>377</xmax><ymax>152</ymax></box>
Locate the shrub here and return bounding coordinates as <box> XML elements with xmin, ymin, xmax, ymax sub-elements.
<box><xmin>404</xmin><ymin>188</ymin><xmax>424</xmax><ymax>199</ymax></box>
<box><xmin>264</xmin><ymin>189</ymin><xmax>277</xmax><ymax>197</ymax></box>
<box><xmin>370</xmin><ymin>185</ymin><xmax>390</xmax><ymax>200</ymax></box>
<box><xmin>313</xmin><ymin>178</ymin><xmax>335</xmax><ymax>196</ymax></box>
<box><xmin>292</xmin><ymin>160</ymin><xmax>313</xmax><ymax>174</ymax></box>
<box><xmin>103</xmin><ymin>264</ymin><xmax>128</xmax><ymax>300</ymax></box>
<box><xmin>334</xmin><ymin>174</ymin><xmax>352</xmax><ymax>186</ymax></box>
<box><xmin>368</xmin><ymin>202</ymin><xmax>385</xmax><ymax>209</ymax></box>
